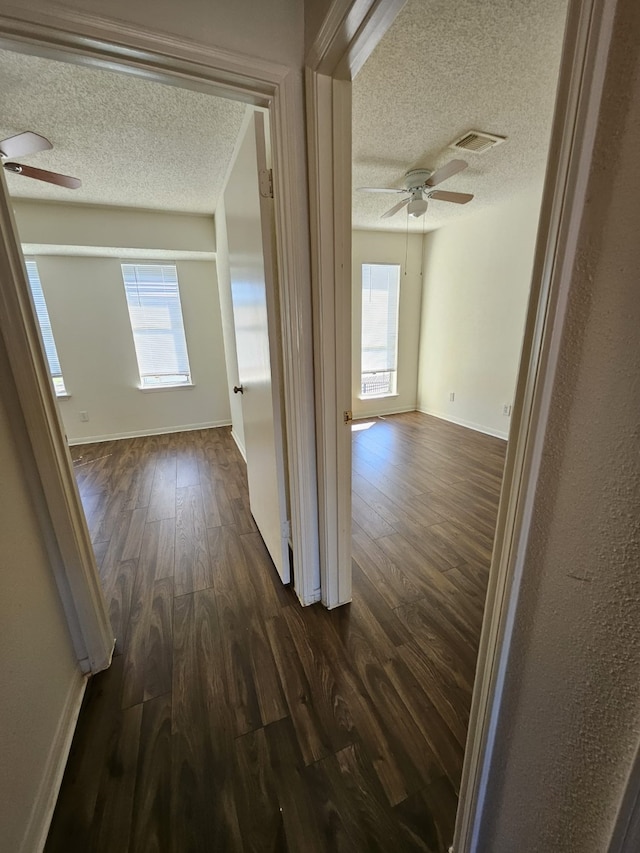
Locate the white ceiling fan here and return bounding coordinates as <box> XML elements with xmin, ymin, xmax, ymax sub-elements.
<box><xmin>358</xmin><ymin>159</ymin><xmax>473</xmax><ymax>219</ymax></box>
<box><xmin>0</xmin><ymin>130</ymin><xmax>81</xmax><ymax>189</ymax></box>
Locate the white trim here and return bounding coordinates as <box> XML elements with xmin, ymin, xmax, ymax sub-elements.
<box><xmin>231</xmin><ymin>429</ymin><xmax>247</xmax><ymax>462</ymax></box>
<box><xmin>416</xmin><ymin>407</ymin><xmax>509</xmax><ymax>441</ymax></box>
<box><xmin>67</xmin><ymin>420</ymin><xmax>232</xmax><ymax>446</ymax></box>
<box><xmin>306</xmin><ymin>0</ymin><xmax>407</xmax><ymax>78</ymax></box>
<box><xmin>0</xmin><ymin>7</ymin><xmax>320</xmax><ymax>617</ymax></box>
<box><xmin>19</xmin><ymin>670</ymin><xmax>87</xmax><ymax>853</ymax></box>
<box><xmin>137</xmin><ymin>383</ymin><xmax>195</xmax><ymax>392</ymax></box>
<box><xmin>298</xmin><ymin>588</ymin><xmax>323</xmax><ymax>606</ymax></box>
<box><xmin>271</xmin><ymin>72</ymin><xmax>322</xmax><ymax>606</ymax></box>
<box><xmin>454</xmin><ymin>0</ymin><xmax>618</xmax><ymax>849</ymax></box>
<box><xmin>609</xmin><ymin>742</ymin><xmax>640</xmax><ymax>853</ymax></box>
<box><xmin>305</xmin><ymin>0</ymin><xmax>408</xmax><ymax>609</ymax></box>
<box><xmin>306</xmin><ymin>70</ymin><xmax>353</xmax><ymax>609</ymax></box>
<box><xmin>0</xmin><ymin>170</ymin><xmax>113</xmax><ymax>675</ymax></box>
<box><xmin>357</xmin><ymin>392</ymin><xmax>399</xmax><ymax>401</ymax></box>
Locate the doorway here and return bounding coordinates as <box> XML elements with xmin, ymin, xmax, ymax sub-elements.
<box><xmin>0</xmin><ymin>20</ymin><xmax>320</xmax><ymax>686</ymax></box>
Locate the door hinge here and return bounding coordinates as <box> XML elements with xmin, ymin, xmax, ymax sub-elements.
<box><xmin>259</xmin><ymin>168</ymin><xmax>274</xmax><ymax>199</ymax></box>
<box><xmin>343</xmin><ymin>410</ymin><xmax>353</xmax><ymax>424</ymax></box>
<box><xmin>281</xmin><ymin>519</ymin><xmax>291</xmax><ymax>540</ymax></box>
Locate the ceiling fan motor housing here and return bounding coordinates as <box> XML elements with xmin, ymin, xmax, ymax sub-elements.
<box><xmin>404</xmin><ymin>168</ymin><xmax>432</xmax><ymax>190</ymax></box>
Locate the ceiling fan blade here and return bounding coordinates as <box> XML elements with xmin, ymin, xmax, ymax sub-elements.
<box><xmin>4</xmin><ymin>162</ymin><xmax>81</xmax><ymax>189</ymax></box>
<box><xmin>425</xmin><ymin>159</ymin><xmax>468</xmax><ymax>187</ymax></box>
<box><xmin>0</xmin><ymin>131</ymin><xmax>53</xmax><ymax>159</ymax></box>
<box><xmin>428</xmin><ymin>190</ymin><xmax>474</xmax><ymax>204</ymax></box>
<box><xmin>381</xmin><ymin>197</ymin><xmax>410</xmax><ymax>219</ymax></box>
<box><xmin>358</xmin><ymin>187</ymin><xmax>405</xmax><ymax>194</ymax></box>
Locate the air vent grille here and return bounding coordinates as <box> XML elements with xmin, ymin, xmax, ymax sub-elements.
<box><xmin>451</xmin><ymin>130</ymin><xmax>506</xmax><ymax>153</ymax></box>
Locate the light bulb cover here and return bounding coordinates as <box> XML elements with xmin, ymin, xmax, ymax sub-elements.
<box><xmin>407</xmin><ymin>197</ymin><xmax>428</xmax><ymax>218</ymax></box>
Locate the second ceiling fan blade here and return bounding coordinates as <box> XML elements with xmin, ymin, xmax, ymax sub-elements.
<box><xmin>428</xmin><ymin>190</ymin><xmax>474</xmax><ymax>204</ymax></box>
<box><xmin>4</xmin><ymin>162</ymin><xmax>81</xmax><ymax>189</ymax></box>
<box><xmin>425</xmin><ymin>159</ymin><xmax>468</xmax><ymax>187</ymax></box>
<box><xmin>381</xmin><ymin>197</ymin><xmax>410</xmax><ymax>219</ymax></box>
<box><xmin>0</xmin><ymin>131</ymin><xmax>53</xmax><ymax>159</ymax></box>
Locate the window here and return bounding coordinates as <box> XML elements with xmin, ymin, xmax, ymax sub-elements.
<box><xmin>360</xmin><ymin>263</ymin><xmax>400</xmax><ymax>398</ymax></box>
<box><xmin>25</xmin><ymin>259</ymin><xmax>67</xmax><ymax>396</ymax></box>
<box><xmin>121</xmin><ymin>263</ymin><xmax>192</xmax><ymax>388</ymax></box>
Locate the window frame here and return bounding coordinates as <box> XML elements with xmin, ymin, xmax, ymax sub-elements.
<box><xmin>121</xmin><ymin>262</ymin><xmax>193</xmax><ymax>391</ymax></box>
<box><xmin>24</xmin><ymin>258</ymin><xmax>69</xmax><ymax>398</ymax></box>
<box><xmin>359</xmin><ymin>261</ymin><xmax>401</xmax><ymax>400</ymax></box>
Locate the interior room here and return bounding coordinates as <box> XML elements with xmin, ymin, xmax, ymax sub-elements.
<box><xmin>346</xmin><ymin>0</ymin><xmax>568</xmax><ymax>810</ymax></box>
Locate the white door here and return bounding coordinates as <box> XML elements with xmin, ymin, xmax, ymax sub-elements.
<box><xmin>225</xmin><ymin>111</ymin><xmax>290</xmax><ymax>583</ymax></box>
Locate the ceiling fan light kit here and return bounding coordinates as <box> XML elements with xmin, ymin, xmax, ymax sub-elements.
<box><xmin>407</xmin><ymin>196</ymin><xmax>428</xmax><ymax>218</ymax></box>
<box><xmin>358</xmin><ymin>158</ymin><xmax>474</xmax><ymax>220</ymax></box>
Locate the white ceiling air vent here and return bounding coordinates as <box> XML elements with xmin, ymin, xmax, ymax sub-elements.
<box><xmin>450</xmin><ymin>130</ymin><xmax>506</xmax><ymax>153</ymax></box>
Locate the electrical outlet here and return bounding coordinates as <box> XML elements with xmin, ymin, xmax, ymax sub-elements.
<box><xmin>449</xmin><ymin>391</ymin><xmax>455</xmax><ymax>402</ymax></box>
<box><xmin>79</xmin><ymin>410</ymin><xmax>89</xmax><ymax>422</ymax></box>
<box><xmin>503</xmin><ymin>404</ymin><xmax>512</xmax><ymax>417</ymax></box>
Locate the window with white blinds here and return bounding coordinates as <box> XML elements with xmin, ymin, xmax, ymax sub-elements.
<box><xmin>360</xmin><ymin>263</ymin><xmax>400</xmax><ymax>398</ymax></box>
<box><xmin>121</xmin><ymin>263</ymin><xmax>192</xmax><ymax>388</ymax></box>
<box><xmin>25</xmin><ymin>259</ymin><xmax>67</xmax><ymax>396</ymax></box>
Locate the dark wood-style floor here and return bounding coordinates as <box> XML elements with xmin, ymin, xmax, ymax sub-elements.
<box><xmin>45</xmin><ymin>412</ymin><xmax>506</xmax><ymax>853</ymax></box>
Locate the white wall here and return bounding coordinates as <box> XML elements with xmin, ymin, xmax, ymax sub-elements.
<box><xmin>417</xmin><ymin>187</ymin><xmax>543</xmax><ymax>439</ymax></box>
<box><xmin>351</xmin><ymin>230</ymin><xmax>424</xmax><ymax>418</ymax></box>
<box><xmin>0</xmin><ymin>339</ymin><xmax>83</xmax><ymax>853</ymax></box>
<box><xmin>477</xmin><ymin>0</ymin><xmax>640</xmax><ymax>847</ymax></box>
<box><xmin>214</xmin><ymin>195</ymin><xmax>246</xmax><ymax>456</ymax></box>
<box><xmin>14</xmin><ymin>199</ymin><xmax>216</xmax><ymax>255</ymax></box>
<box><xmin>12</xmin><ymin>203</ymin><xmax>231</xmax><ymax>443</ymax></box>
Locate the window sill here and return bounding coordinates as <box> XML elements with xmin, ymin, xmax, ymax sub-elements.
<box><xmin>358</xmin><ymin>392</ymin><xmax>399</xmax><ymax>401</ymax></box>
<box><xmin>138</xmin><ymin>383</ymin><xmax>195</xmax><ymax>393</ymax></box>
<box><xmin>56</xmin><ymin>393</ymin><xmax>72</xmax><ymax>400</ymax></box>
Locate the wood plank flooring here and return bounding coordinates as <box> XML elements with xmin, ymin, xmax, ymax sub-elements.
<box><xmin>45</xmin><ymin>413</ymin><xmax>506</xmax><ymax>853</ymax></box>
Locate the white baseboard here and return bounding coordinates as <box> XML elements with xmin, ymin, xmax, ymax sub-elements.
<box><xmin>416</xmin><ymin>406</ymin><xmax>509</xmax><ymax>441</ymax></box>
<box><xmin>67</xmin><ymin>419</ymin><xmax>232</xmax><ymax>446</ymax></box>
<box><xmin>21</xmin><ymin>670</ymin><xmax>87</xmax><ymax>853</ymax></box>
<box><xmin>231</xmin><ymin>429</ymin><xmax>247</xmax><ymax>462</ymax></box>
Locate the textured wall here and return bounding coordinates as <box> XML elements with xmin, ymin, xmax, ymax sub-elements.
<box><xmin>478</xmin><ymin>0</ymin><xmax>640</xmax><ymax>848</ymax></box>
<box><xmin>417</xmin><ymin>188</ymin><xmax>542</xmax><ymax>439</ymax></box>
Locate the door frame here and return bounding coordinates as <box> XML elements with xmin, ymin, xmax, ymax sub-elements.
<box><xmin>305</xmin><ymin>0</ymin><xmax>618</xmax><ymax>846</ymax></box>
<box><xmin>306</xmin><ymin>0</ymin><xmax>407</xmax><ymax>609</ymax></box>
<box><xmin>0</xmin><ymin>2</ymin><xmax>321</xmax><ymax>678</ymax></box>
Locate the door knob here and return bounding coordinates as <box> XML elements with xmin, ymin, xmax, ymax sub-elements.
<box><xmin>233</xmin><ymin>385</ymin><xmax>244</xmax><ymax>394</ymax></box>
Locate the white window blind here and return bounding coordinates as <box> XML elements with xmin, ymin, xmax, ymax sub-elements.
<box><xmin>25</xmin><ymin>259</ymin><xmax>67</xmax><ymax>396</ymax></box>
<box><xmin>122</xmin><ymin>264</ymin><xmax>192</xmax><ymax>388</ymax></box>
<box><xmin>360</xmin><ymin>263</ymin><xmax>400</xmax><ymax>397</ymax></box>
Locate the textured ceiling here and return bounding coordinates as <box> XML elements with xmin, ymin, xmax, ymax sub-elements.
<box><xmin>0</xmin><ymin>48</ymin><xmax>247</xmax><ymax>214</ymax></box>
<box><xmin>352</xmin><ymin>0</ymin><xmax>568</xmax><ymax>232</ymax></box>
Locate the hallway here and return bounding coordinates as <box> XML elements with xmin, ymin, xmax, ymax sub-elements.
<box><xmin>45</xmin><ymin>413</ymin><xmax>506</xmax><ymax>852</ymax></box>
